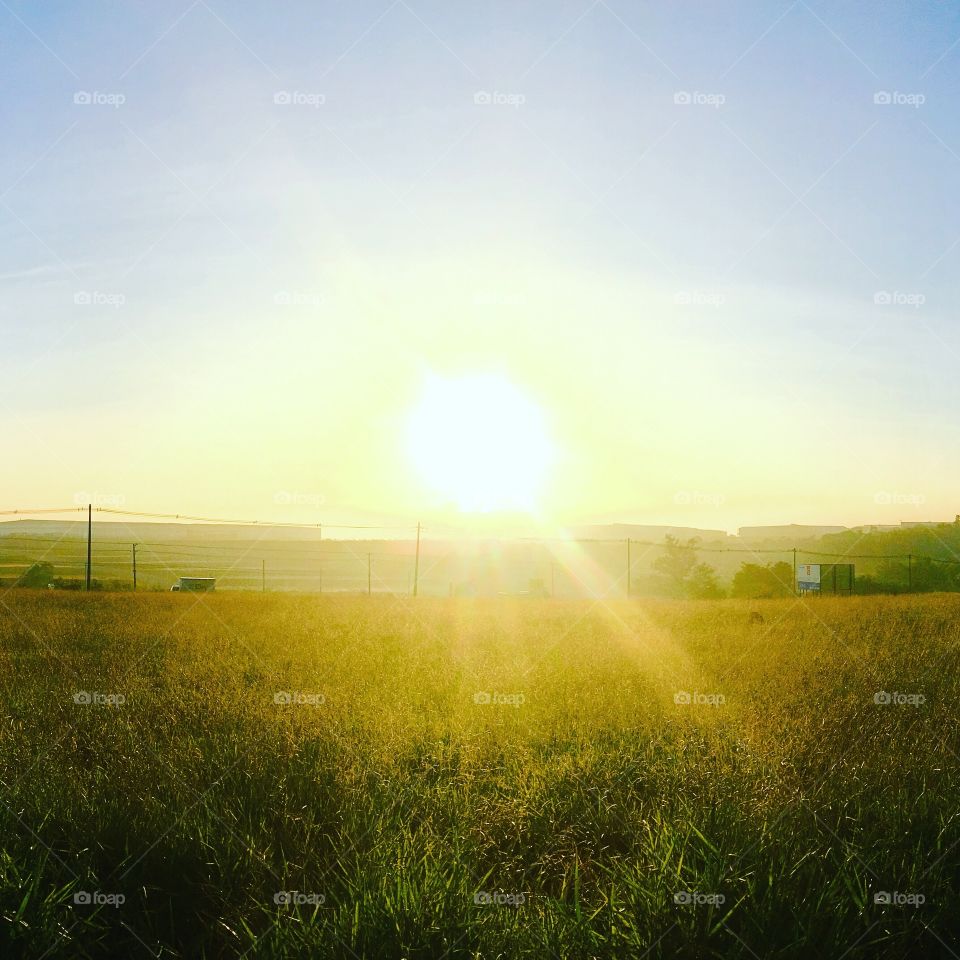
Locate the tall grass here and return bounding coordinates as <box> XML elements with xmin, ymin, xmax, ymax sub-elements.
<box><xmin>0</xmin><ymin>592</ymin><xmax>957</xmax><ymax>957</ymax></box>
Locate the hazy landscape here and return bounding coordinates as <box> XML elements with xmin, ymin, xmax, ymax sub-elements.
<box><xmin>5</xmin><ymin>0</ymin><xmax>960</xmax><ymax>955</ymax></box>
<box><xmin>5</xmin><ymin>517</ymin><xmax>960</xmax><ymax>597</ymax></box>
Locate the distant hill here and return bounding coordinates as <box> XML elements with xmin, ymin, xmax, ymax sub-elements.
<box><xmin>571</xmin><ymin>524</ymin><xmax>730</xmax><ymax>544</ymax></box>
<box><xmin>0</xmin><ymin>519</ymin><xmax>338</xmax><ymax>542</ymax></box>
<box><xmin>738</xmin><ymin>524</ymin><xmax>848</xmax><ymax>543</ymax></box>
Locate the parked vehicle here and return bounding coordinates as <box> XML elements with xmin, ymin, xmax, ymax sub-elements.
<box><xmin>171</xmin><ymin>577</ymin><xmax>216</xmax><ymax>593</ymax></box>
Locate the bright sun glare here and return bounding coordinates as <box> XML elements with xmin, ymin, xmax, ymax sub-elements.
<box><xmin>407</xmin><ymin>373</ymin><xmax>555</xmax><ymax>513</ymax></box>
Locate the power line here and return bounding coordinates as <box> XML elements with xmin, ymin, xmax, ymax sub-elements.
<box><xmin>94</xmin><ymin>507</ymin><xmax>416</xmax><ymax>530</ymax></box>
<box><xmin>0</xmin><ymin>505</ymin><xmax>418</xmax><ymax>537</ymax></box>
<box><xmin>8</xmin><ymin>506</ymin><xmax>957</xmax><ymax>558</ymax></box>
<box><xmin>0</xmin><ymin>535</ymin><xmax>414</xmax><ymax>562</ymax></box>
<box><xmin>0</xmin><ymin>507</ymin><xmax>86</xmax><ymax>516</ymax></box>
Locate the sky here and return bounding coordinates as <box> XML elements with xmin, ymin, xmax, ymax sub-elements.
<box><xmin>2</xmin><ymin>0</ymin><xmax>960</xmax><ymax>534</ymax></box>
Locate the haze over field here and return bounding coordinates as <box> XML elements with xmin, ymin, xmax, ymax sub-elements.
<box><xmin>4</xmin><ymin>1</ymin><xmax>960</xmax><ymax>530</ymax></box>
<box><xmin>6</xmin><ymin>5</ymin><xmax>960</xmax><ymax>958</ymax></box>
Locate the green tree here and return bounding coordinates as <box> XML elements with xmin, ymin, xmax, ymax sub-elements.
<box><xmin>877</xmin><ymin>557</ymin><xmax>960</xmax><ymax>593</ymax></box>
<box><xmin>16</xmin><ymin>562</ymin><xmax>55</xmax><ymax>589</ymax></box>
<box><xmin>731</xmin><ymin>561</ymin><xmax>794</xmax><ymax>598</ymax></box>
<box><xmin>687</xmin><ymin>562</ymin><xmax>723</xmax><ymax>598</ymax></box>
<box><xmin>651</xmin><ymin>537</ymin><xmax>723</xmax><ymax>598</ymax></box>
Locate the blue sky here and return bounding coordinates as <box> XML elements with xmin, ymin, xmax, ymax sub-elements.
<box><xmin>2</xmin><ymin>1</ymin><xmax>960</xmax><ymax>529</ymax></box>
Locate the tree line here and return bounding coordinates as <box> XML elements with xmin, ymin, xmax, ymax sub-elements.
<box><xmin>633</xmin><ymin>534</ymin><xmax>960</xmax><ymax>599</ymax></box>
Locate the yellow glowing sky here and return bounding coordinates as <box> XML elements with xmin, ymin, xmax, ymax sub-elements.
<box><xmin>5</xmin><ymin>250</ymin><xmax>953</xmax><ymax>533</ymax></box>
<box><xmin>4</xmin><ymin>2</ymin><xmax>959</xmax><ymax>533</ymax></box>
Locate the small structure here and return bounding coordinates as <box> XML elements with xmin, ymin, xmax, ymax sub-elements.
<box><xmin>171</xmin><ymin>577</ymin><xmax>216</xmax><ymax>593</ymax></box>
<box><xmin>797</xmin><ymin>563</ymin><xmax>854</xmax><ymax>596</ymax></box>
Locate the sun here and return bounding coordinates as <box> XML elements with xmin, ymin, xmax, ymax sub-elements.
<box><xmin>406</xmin><ymin>373</ymin><xmax>555</xmax><ymax>513</ymax></box>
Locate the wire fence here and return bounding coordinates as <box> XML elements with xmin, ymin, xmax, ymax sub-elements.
<box><xmin>2</xmin><ymin>505</ymin><xmax>960</xmax><ymax>598</ymax></box>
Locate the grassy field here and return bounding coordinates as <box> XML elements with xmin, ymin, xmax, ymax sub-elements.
<box><xmin>0</xmin><ymin>591</ymin><xmax>958</xmax><ymax>958</ymax></box>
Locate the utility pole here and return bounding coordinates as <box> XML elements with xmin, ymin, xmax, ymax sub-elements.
<box><xmin>262</xmin><ymin>559</ymin><xmax>266</xmax><ymax>593</ymax></box>
<box><xmin>132</xmin><ymin>543</ymin><xmax>137</xmax><ymax>591</ymax></box>
<box><xmin>367</xmin><ymin>553</ymin><xmax>372</xmax><ymax>596</ymax></box>
<box><xmin>626</xmin><ymin>538</ymin><xmax>632</xmax><ymax>598</ymax></box>
<box><xmin>85</xmin><ymin>504</ymin><xmax>92</xmax><ymax>591</ymax></box>
<box><xmin>413</xmin><ymin>522</ymin><xmax>421</xmax><ymax>597</ymax></box>
<box><xmin>792</xmin><ymin>548</ymin><xmax>797</xmax><ymax>596</ymax></box>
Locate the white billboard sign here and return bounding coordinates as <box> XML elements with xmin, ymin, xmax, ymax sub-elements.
<box><xmin>797</xmin><ymin>563</ymin><xmax>821</xmax><ymax>584</ymax></box>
